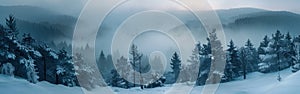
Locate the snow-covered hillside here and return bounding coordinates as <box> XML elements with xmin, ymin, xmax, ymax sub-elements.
<box><xmin>1</xmin><ymin>68</ymin><xmax>299</xmax><ymax>94</ymax></box>
<box><xmin>266</xmin><ymin>70</ymin><xmax>300</xmax><ymax>94</ymax></box>
<box><xmin>111</xmin><ymin>69</ymin><xmax>295</xmax><ymax>94</ymax></box>
<box><xmin>0</xmin><ymin>75</ymin><xmax>84</xmax><ymax>94</ymax></box>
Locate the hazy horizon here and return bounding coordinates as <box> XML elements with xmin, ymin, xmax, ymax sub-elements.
<box><xmin>0</xmin><ymin>0</ymin><xmax>299</xmax><ymax>16</ymax></box>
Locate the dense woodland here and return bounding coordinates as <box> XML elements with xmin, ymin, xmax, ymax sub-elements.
<box><xmin>0</xmin><ymin>15</ymin><xmax>100</xmax><ymax>90</ymax></box>
<box><xmin>1</xmin><ymin>15</ymin><xmax>300</xmax><ymax>90</ymax></box>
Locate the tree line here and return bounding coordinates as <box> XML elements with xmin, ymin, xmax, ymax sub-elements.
<box><xmin>0</xmin><ymin>15</ymin><xmax>101</xmax><ymax>90</ymax></box>
<box><xmin>98</xmin><ymin>30</ymin><xmax>300</xmax><ymax>88</ymax></box>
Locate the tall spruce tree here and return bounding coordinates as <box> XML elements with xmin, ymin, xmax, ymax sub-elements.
<box><xmin>97</xmin><ymin>50</ymin><xmax>109</xmax><ymax>80</ymax></box>
<box><xmin>36</xmin><ymin>44</ymin><xmax>59</xmax><ymax>82</ymax></box>
<box><xmin>56</xmin><ymin>49</ymin><xmax>76</xmax><ymax>87</ymax></box>
<box><xmin>239</xmin><ymin>47</ymin><xmax>247</xmax><ymax>79</ymax></box>
<box><xmin>257</xmin><ymin>35</ymin><xmax>273</xmax><ymax>73</ymax></box>
<box><xmin>239</xmin><ymin>39</ymin><xmax>259</xmax><ymax>79</ymax></box>
<box><xmin>238</xmin><ymin>39</ymin><xmax>259</xmax><ymax>79</ymax></box>
<box><xmin>224</xmin><ymin>40</ymin><xmax>241</xmax><ymax>81</ymax></box>
<box><xmin>197</xmin><ymin>38</ymin><xmax>212</xmax><ymax>85</ymax></box>
<box><xmin>170</xmin><ymin>52</ymin><xmax>181</xmax><ymax>82</ymax></box>
<box><xmin>243</xmin><ymin>39</ymin><xmax>259</xmax><ymax>72</ymax></box>
<box><xmin>110</xmin><ymin>69</ymin><xmax>121</xmax><ymax>87</ymax></box>
<box><xmin>283</xmin><ymin>32</ymin><xmax>296</xmax><ymax>67</ymax></box>
<box><xmin>223</xmin><ymin>40</ymin><xmax>234</xmax><ymax>81</ymax></box>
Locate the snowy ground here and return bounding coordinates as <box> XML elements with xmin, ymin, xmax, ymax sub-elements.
<box><xmin>0</xmin><ymin>75</ymin><xmax>85</xmax><ymax>94</ymax></box>
<box><xmin>0</xmin><ymin>69</ymin><xmax>299</xmax><ymax>94</ymax></box>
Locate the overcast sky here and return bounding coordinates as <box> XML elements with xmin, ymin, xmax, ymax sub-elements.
<box><xmin>0</xmin><ymin>0</ymin><xmax>299</xmax><ymax>16</ymax></box>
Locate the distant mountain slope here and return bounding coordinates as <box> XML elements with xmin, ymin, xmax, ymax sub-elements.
<box><xmin>216</xmin><ymin>8</ymin><xmax>268</xmax><ymax>24</ymax></box>
<box><xmin>228</xmin><ymin>11</ymin><xmax>300</xmax><ymax>29</ymax></box>
<box><xmin>0</xmin><ymin>6</ymin><xmax>57</xmax><ymax>22</ymax></box>
<box><xmin>16</xmin><ymin>19</ymin><xmax>73</xmax><ymax>42</ymax></box>
<box><xmin>183</xmin><ymin>8</ymin><xmax>300</xmax><ymax>46</ymax></box>
<box><xmin>217</xmin><ymin>7</ymin><xmax>267</xmax><ymax>15</ymax></box>
<box><xmin>223</xmin><ymin>11</ymin><xmax>300</xmax><ymax>46</ymax></box>
<box><xmin>0</xmin><ymin>6</ymin><xmax>77</xmax><ymax>43</ymax></box>
<box><xmin>0</xmin><ymin>6</ymin><xmax>76</xmax><ymax>25</ymax></box>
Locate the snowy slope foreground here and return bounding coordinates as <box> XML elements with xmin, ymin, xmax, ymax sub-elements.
<box><xmin>0</xmin><ymin>75</ymin><xmax>85</xmax><ymax>94</ymax></box>
<box><xmin>108</xmin><ymin>69</ymin><xmax>296</xmax><ymax>94</ymax></box>
<box><xmin>266</xmin><ymin>70</ymin><xmax>300</xmax><ymax>94</ymax></box>
<box><xmin>0</xmin><ymin>69</ymin><xmax>299</xmax><ymax>94</ymax></box>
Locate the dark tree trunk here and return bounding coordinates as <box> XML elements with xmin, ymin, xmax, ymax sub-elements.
<box><xmin>55</xmin><ymin>74</ymin><xmax>59</xmax><ymax>84</ymax></box>
<box><xmin>43</xmin><ymin>57</ymin><xmax>46</xmax><ymax>81</ymax></box>
<box><xmin>243</xmin><ymin>62</ymin><xmax>246</xmax><ymax>79</ymax></box>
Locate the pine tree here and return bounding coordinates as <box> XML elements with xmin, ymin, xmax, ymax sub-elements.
<box><xmin>74</xmin><ymin>53</ymin><xmax>102</xmax><ymax>89</ymax></box>
<box><xmin>272</xmin><ymin>30</ymin><xmax>285</xmax><ymax>70</ymax></box>
<box><xmin>187</xmin><ymin>43</ymin><xmax>201</xmax><ymax>81</ymax></box>
<box><xmin>110</xmin><ymin>69</ymin><xmax>121</xmax><ymax>87</ymax></box>
<box><xmin>243</xmin><ymin>39</ymin><xmax>259</xmax><ymax>72</ymax></box>
<box><xmin>271</xmin><ymin>30</ymin><xmax>292</xmax><ymax>72</ymax></box>
<box><xmin>201</xmin><ymin>38</ymin><xmax>212</xmax><ymax>56</ymax></box>
<box><xmin>97</xmin><ymin>50</ymin><xmax>109</xmax><ymax>79</ymax></box>
<box><xmin>258</xmin><ymin>35</ymin><xmax>273</xmax><ymax>73</ymax></box>
<box><xmin>283</xmin><ymin>32</ymin><xmax>296</xmax><ymax>67</ymax></box>
<box><xmin>224</xmin><ymin>40</ymin><xmax>241</xmax><ymax>81</ymax></box>
<box><xmin>197</xmin><ymin>38</ymin><xmax>212</xmax><ymax>85</ymax></box>
<box><xmin>170</xmin><ymin>52</ymin><xmax>181</xmax><ymax>82</ymax></box>
<box><xmin>239</xmin><ymin>39</ymin><xmax>259</xmax><ymax>79</ymax></box>
<box><xmin>206</xmin><ymin>29</ymin><xmax>226</xmax><ymax>84</ymax></box>
<box><xmin>0</xmin><ymin>16</ymin><xmax>20</xmax><ymax>78</ymax></box>
<box><xmin>57</xmin><ymin>49</ymin><xmax>76</xmax><ymax>87</ymax></box>
<box><xmin>0</xmin><ymin>24</ymin><xmax>11</xmax><ymax>66</ymax></box>
<box><xmin>5</xmin><ymin>15</ymin><xmax>18</xmax><ymax>39</ymax></box>
<box><xmin>106</xmin><ymin>54</ymin><xmax>114</xmax><ymax>72</ymax></box>
<box><xmin>129</xmin><ymin>44</ymin><xmax>143</xmax><ymax>87</ymax></box>
<box><xmin>113</xmin><ymin>56</ymin><xmax>132</xmax><ymax>88</ymax></box>
<box><xmin>99</xmin><ymin>50</ymin><xmax>106</xmax><ymax>61</ymax></box>
<box><xmin>272</xmin><ymin>30</ymin><xmax>285</xmax><ymax>81</ymax></box>
<box><xmin>258</xmin><ymin>35</ymin><xmax>270</xmax><ymax>55</ymax></box>
<box><xmin>36</xmin><ymin>44</ymin><xmax>59</xmax><ymax>82</ymax></box>
<box><xmin>21</xmin><ymin>33</ymin><xmax>44</xmax><ymax>73</ymax></box>
<box><xmin>239</xmin><ymin>47</ymin><xmax>247</xmax><ymax>79</ymax></box>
